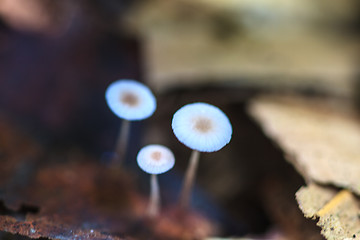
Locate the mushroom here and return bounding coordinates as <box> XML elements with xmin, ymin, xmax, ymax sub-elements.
<box><xmin>105</xmin><ymin>79</ymin><xmax>156</xmax><ymax>165</ymax></box>
<box><xmin>137</xmin><ymin>144</ymin><xmax>175</xmax><ymax>217</ymax></box>
<box><xmin>172</xmin><ymin>102</ymin><xmax>232</xmax><ymax>209</ymax></box>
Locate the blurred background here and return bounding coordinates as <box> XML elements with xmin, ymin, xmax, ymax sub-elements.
<box><xmin>0</xmin><ymin>0</ymin><xmax>359</xmax><ymax>239</ymax></box>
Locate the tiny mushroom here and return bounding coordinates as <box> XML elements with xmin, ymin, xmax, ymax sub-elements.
<box><xmin>105</xmin><ymin>79</ymin><xmax>156</xmax><ymax>165</ymax></box>
<box><xmin>172</xmin><ymin>102</ymin><xmax>232</xmax><ymax>209</ymax></box>
<box><xmin>137</xmin><ymin>144</ymin><xmax>175</xmax><ymax>217</ymax></box>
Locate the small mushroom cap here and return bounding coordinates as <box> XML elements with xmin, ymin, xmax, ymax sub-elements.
<box><xmin>137</xmin><ymin>144</ymin><xmax>175</xmax><ymax>174</ymax></box>
<box><xmin>172</xmin><ymin>102</ymin><xmax>232</xmax><ymax>152</ymax></box>
<box><xmin>105</xmin><ymin>79</ymin><xmax>156</xmax><ymax>121</ymax></box>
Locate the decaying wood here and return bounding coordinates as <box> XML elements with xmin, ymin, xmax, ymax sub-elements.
<box><xmin>125</xmin><ymin>0</ymin><xmax>359</xmax><ymax>95</ymax></box>
<box><xmin>248</xmin><ymin>95</ymin><xmax>360</xmax><ymax>195</ymax></box>
<box><xmin>248</xmin><ymin>95</ymin><xmax>360</xmax><ymax>240</ymax></box>
<box><xmin>0</xmin><ymin>113</ymin><xmax>216</xmax><ymax>239</ymax></box>
<box><xmin>296</xmin><ymin>184</ymin><xmax>360</xmax><ymax>240</ymax></box>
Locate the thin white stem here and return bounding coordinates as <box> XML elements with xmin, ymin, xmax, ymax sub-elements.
<box><xmin>112</xmin><ymin>120</ymin><xmax>130</xmax><ymax>165</ymax></box>
<box><xmin>179</xmin><ymin>150</ymin><xmax>200</xmax><ymax>210</ymax></box>
<box><xmin>148</xmin><ymin>174</ymin><xmax>160</xmax><ymax>218</ymax></box>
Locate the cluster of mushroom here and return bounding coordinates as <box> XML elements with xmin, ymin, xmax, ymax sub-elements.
<box><xmin>105</xmin><ymin>79</ymin><xmax>233</xmax><ymax>217</ymax></box>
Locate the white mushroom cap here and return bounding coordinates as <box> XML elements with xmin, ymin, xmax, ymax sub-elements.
<box><xmin>105</xmin><ymin>79</ymin><xmax>156</xmax><ymax>121</ymax></box>
<box><xmin>172</xmin><ymin>102</ymin><xmax>232</xmax><ymax>152</ymax></box>
<box><xmin>137</xmin><ymin>144</ymin><xmax>175</xmax><ymax>174</ymax></box>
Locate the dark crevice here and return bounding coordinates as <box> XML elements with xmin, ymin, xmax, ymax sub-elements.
<box><xmin>0</xmin><ymin>200</ymin><xmax>39</xmax><ymax>220</ymax></box>
<box><xmin>156</xmin><ymin>86</ymin><xmax>325</xmax><ymax>237</ymax></box>
<box><xmin>0</xmin><ymin>231</ymin><xmax>48</xmax><ymax>240</ymax></box>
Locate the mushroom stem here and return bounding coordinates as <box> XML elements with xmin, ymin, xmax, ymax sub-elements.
<box><xmin>179</xmin><ymin>150</ymin><xmax>200</xmax><ymax>209</ymax></box>
<box><xmin>148</xmin><ymin>174</ymin><xmax>160</xmax><ymax>217</ymax></box>
<box><xmin>112</xmin><ymin>119</ymin><xmax>130</xmax><ymax>165</ymax></box>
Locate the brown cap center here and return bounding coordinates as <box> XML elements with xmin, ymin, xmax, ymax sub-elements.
<box><xmin>151</xmin><ymin>151</ymin><xmax>162</xmax><ymax>161</ymax></box>
<box><xmin>120</xmin><ymin>92</ymin><xmax>139</xmax><ymax>107</ymax></box>
<box><xmin>194</xmin><ymin>117</ymin><xmax>212</xmax><ymax>133</ymax></box>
